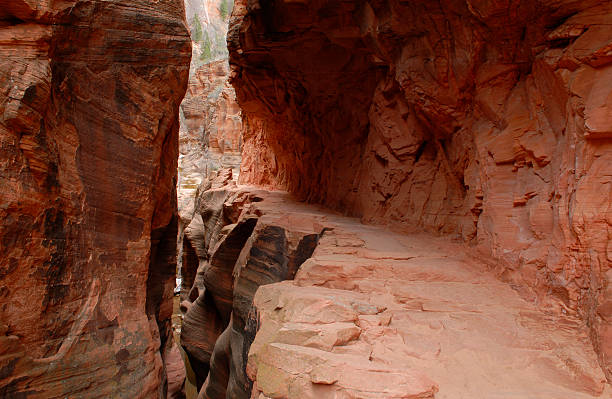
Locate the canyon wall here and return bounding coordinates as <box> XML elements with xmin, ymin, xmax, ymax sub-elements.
<box><xmin>228</xmin><ymin>0</ymin><xmax>612</xmax><ymax>380</ymax></box>
<box><xmin>178</xmin><ymin>0</ymin><xmax>241</xmax><ymax>221</ymax></box>
<box><xmin>178</xmin><ymin>60</ymin><xmax>242</xmax><ymax>220</ymax></box>
<box><xmin>176</xmin><ymin>13</ymin><xmax>242</xmax><ymax>390</ymax></box>
<box><xmin>0</xmin><ymin>1</ymin><xmax>191</xmax><ymax>397</ymax></box>
<box><xmin>184</xmin><ymin>0</ymin><xmax>234</xmax><ymax>67</ymax></box>
<box><xmin>178</xmin><ymin>177</ymin><xmax>323</xmax><ymax>398</ymax></box>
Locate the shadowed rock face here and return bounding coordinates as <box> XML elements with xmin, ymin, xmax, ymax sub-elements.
<box><xmin>0</xmin><ymin>1</ymin><xmax>191</xmax><ymax>397</ymax></box>
<box><xmin>178</xmin><ymin>178</ymin><xmax>321</xmax><ymax>398</ymax></box>
<box><xmin>228</xmin><ymin>0</ymin><xmax>612</xmax><ymax>379</ymax></box>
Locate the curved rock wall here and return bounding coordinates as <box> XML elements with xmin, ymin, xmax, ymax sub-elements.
<box><xmin>228</xmin><ymin>0</ymin><xmax>612</xmax><ymax>380</ymax></box>
<box><xmin>178</xmin><ymin>178</ymin><xmax>322</xmax><ymax>398</ymax></box>
<box><xmin>0</xmin><ymin>1</ymin><xmax>191</xmax><ymax>397</ymax></box>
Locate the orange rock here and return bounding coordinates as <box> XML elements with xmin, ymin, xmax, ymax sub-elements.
<box><xmin>178</xmin><ymin>60</ymin><xmax>242</xmax><ymax>222</ymax></box>
<box><xmin>228</xmin><ymin>0</ymin><xmax>612</xmax><ymax>380</ymax></box>
<box><xmin>178</xmin><ymin>186</ymin><xmax>610</xmax><ymax>398</ymax></box>
<box><xmin>0</xmin><ymin>0</ymin><xmax>191</xmax><ymax>397</ymax></box>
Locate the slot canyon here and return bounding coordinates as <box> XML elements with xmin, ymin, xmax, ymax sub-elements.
<box><xmin>0</xmin><ymin>0</ymin><xmax>611</xmax><ymax>398</ymax></box>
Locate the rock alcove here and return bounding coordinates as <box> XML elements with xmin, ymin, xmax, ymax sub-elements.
<box><xmin>1</xmin><ymin>0</ymin><xmax>611</xmax><ymax>398</ymax></box>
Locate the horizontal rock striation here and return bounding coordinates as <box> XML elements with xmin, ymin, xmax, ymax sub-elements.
<box><xmin>0</xmin><ymin>0</ymin><xmax>191</xmax><ymax>397</ymax></box>
<box><xmin>228</xmin><ymin>0</ymin><xmax>612</xmax><ymax>379</ymax></box>
<box><xmin>182</xmin><ymin>185</ymin><xmax>611</xmax><ymax>398</ymax></box>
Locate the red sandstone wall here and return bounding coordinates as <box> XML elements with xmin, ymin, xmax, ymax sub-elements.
<box><xmin>228</xmin><ymin>0</ymin><xmax>612</xmax><ymax>379</ymax></box>
<box><xmin>179</xmin><ymin>60</ymin><xmax>241</xmax><ymax>185</ymax></box>
<box><xmin>0</xmin><ymin>1</ymin><xmax>191</xmax><ymax>397</ymax></box>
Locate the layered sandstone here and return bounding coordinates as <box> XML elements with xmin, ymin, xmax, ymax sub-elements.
<box><xmin>228</xmin><ymin>0</ymin><xmax>612</xmax><ymax>379</ymax></box>
<box><xmin>180</xmin><ymin>184</ymin><xmax>610</xmax><ymax>398</ymax></box>
<box><xmin>178</xmin><ymin>60</ymin><xmax>242</xmax><ymax>221</ymax></box>
<box><xmin>177</xmin><ymin>0</ymin><xmax>241</xmax><ymax>240</ymax></box>
<box><xmin>178</xmin><ymin>173</ymin><xmax>320</xmax><ymax>397</ymax></box>
<box><xmin>0</xmin><ymin>1</ymin><xmax>191</xmax><ymax>397</ymax></box>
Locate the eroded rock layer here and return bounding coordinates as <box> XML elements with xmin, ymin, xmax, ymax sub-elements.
<box><xmin>177</xmin><ymin>0</ymin><xmax>241</xmax><ymax>223</ymax></box>
<box><xmin>178</xmin><ymin>174</ymin><xmax>322</xmax><ymax>398</ymax></box>
<box><xmin>178</xmin><ymin>60</ymin><xmax>242</xmax><ymax>220</ymax></box>
<box><xmin>181</xmin><ymin>184</ymin><xmax>611</xmax><ymax>398</ymax></box>
<box><xmin>228</xmin><ymin>0</ymin><xmax>612</xmax><ymax>378</ymax></box>
<box><xmin>0</xmin><ymin>1</ymin><xmax>191</xmax><ymax>397</ymax></box>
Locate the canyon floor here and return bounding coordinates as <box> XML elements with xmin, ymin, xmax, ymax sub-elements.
<box><xmin>209</xmin><ymin>187</ymin><xmax>611</xmax><ymax>399</ymax></box>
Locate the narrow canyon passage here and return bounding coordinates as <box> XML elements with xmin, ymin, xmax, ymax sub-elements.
<box><xmin>178</xmin><ymin>182</ymin><xmax>611</xmax><ymax>398</ymax></box>
<box><xmin>1</xmin><ymin>0</ymin><xmax>611</xmax><ymax>398</ymax></box>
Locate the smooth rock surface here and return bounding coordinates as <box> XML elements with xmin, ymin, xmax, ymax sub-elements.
<box><xmin>0</xmin><ymin>0</ymin><xmax>191</xmax><ymax>397</ymax></box>
<box><xmin>251</xmin><ymin>215</ymin><xmax>610</xmax><ymax>398</ymax></box>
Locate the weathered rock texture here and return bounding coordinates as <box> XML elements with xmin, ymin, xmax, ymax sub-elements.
<box><xmin>228</xmin><ymin>0</ymin><xmax>612</xmax><ymax>379</ymax></box>
<box><xmin>181</xmin><ymin>185</ymin><xmax>611</xmax><ymax>398</ymax></box>
<box><xmin>178</xmin><ymin>60</ymin><xmax>242</xmax><ymax>220</ymax></box>
<box><xmin>177</xmin><ymin>0</ymin><xmax>241</xmax><ymax>234</ymax></box>
<box><xmin>179</xmin><ymin>179</ymin><xmax>323</xmax><ymax>398</ymax></box>
<box><xmin>0</xmin><ymin>1</ymin><xmax>191</xmax><ymax>397</ymax></box>
<box><xmin>177</xmin><ymin>9</ymin><xmax>242</xmax><ymax>371</ymax></box>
